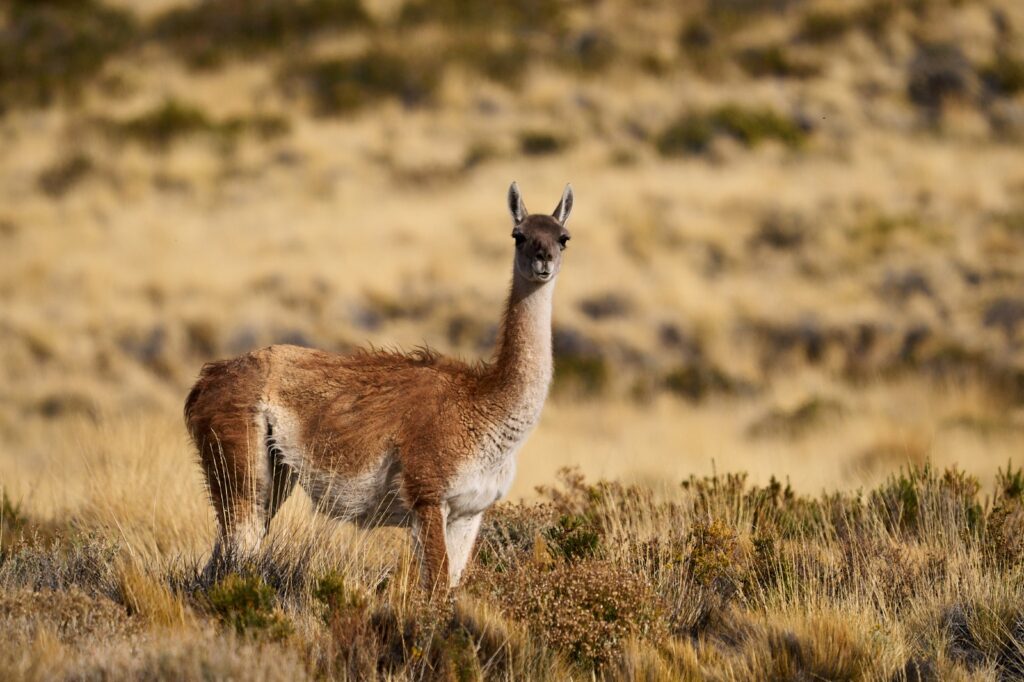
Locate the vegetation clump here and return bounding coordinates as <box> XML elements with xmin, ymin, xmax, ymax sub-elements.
<box><xmin>0</xmin><ymin>0</ymin><xmax>136</xmax><ymax>110</ymax></box>
<box><xmin>283</xmin><ymin>49</ymin><xmax>441</xmax><ymax>116</ymax></box>
<box><xmin>107</xmin><ymin>99</ymin><xmax>290</xmax><ymax>149</ymax></box>
<box><xmin>657</xmin><ymin>104</ymin><xmax>808</xmax><ymax>156</ymax></box>
<box><xmin>205</xmin><ymin>574</ymin><xmax>292</xmax><ymax>640</ymax></box>
<box><xmin>153</xmin><ymin>0</ymin><xmax>368</xmax><ymax>68</ymax></box>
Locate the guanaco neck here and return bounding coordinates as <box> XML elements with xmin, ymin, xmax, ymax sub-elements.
<box><xmin>486</xmin><ymin>268</ymin><xmax>555</xmax><ymax>414</ymax></box>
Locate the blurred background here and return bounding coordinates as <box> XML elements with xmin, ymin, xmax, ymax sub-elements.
<box><xmin>1</xmin><ymin>0</ymin><xmax>1023</xmax><ymax>514</ymax></box>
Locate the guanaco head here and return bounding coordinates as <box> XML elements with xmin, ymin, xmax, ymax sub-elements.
<box><xmin>507</xmin><ymin>182</ymin><xmax>573</xmax><ymax>284</ymax></box>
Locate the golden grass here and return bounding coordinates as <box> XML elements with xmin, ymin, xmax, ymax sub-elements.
<box><xmin>2</xmin><ymin>0</ymin><xmax>1024</xmax><ymax>677</ymax></box>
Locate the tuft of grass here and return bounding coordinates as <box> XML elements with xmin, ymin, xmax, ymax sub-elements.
<box><xmin>283</xmin><ymin>49</ymin><xmax>441</xmax><ymax>116</ymax></box>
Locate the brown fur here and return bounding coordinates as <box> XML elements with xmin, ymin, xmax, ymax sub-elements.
<box><xmin>185</xmin><ymin>183</ymin><xmax>573</xmax><ymax>591</ymax></box>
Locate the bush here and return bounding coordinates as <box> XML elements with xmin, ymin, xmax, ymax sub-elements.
<box><xmin>736</xmin><ymin>45</ymin><xmax>820</xmax><ymax>79</ymax></box>
<box><xmin>399</xmin><ymin>0</ymin><xmax>563</xmax><ymax>30</ymax></box>
<box><xmin>543</xmin><ymin>514</ymin><xmax>603</xmax><ymax>562</ymax></box>
<box><xmin>108</xmin><ymin>99</ymin><xmax>290</xmax><ymax>150</ymax></box>
<box><xmin>483</xmin><ymin>560</ymin><xmax>665</xmax><ymax>670</ymax></box>
<box><xmin>0</xmin><ymin>1</ymin><xmax>136</xmax><ymax>110</ymax></box>
<box><xmin>663</xmin><ymin>363</ymin><xmax>739</xmax><ymax>402</ymax></box>
<box><xmin>746</xmin><ymin>396</ymin><xmax>845</xmax><ymax>439</ymax></box>
<box><xmin>206</xmin><ymin>574</ymin><xmax>292</xmax><ymax>640</ymax></box>
<box><xmin>907</xmin><ymin>43</ymin><xmax>975</xmax><ymax>113</ymax></box>
<box><xmin>153</xmin><ymin>0</ymin><xmax>368</xmax><ymax>67</ymax></box>
<box><xmin>283</xmin><ymin>49</ymin><xmax>441</xmax><ymax>116</ymax></box>
<box><xmin>657</xmin><ymin>105</ymin><xmax>808</xmax><ymax>156</ymax></box>
<box><xmin>981</xmin><ymin>52</ymin><xmax>1024</xmax><ymax>96</ymax></box>
<box><xmin>552</xmin><ymin>354</ymin><xmax>609</xmax><ymax>397</ymax></box>
<box><xmin>798</xmin><ymin>9</ymin><xmax>854</xmax><ymax>43</ymax></box>
<box><xmin>518</xmin><ymin>130</ymin><xmax>570</xmax><ymax>156</ymax></box>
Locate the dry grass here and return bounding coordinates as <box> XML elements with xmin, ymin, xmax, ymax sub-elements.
<box><xmin>2</xmin><ymin>0</ymin><xmax>1024</xmax><ymax>677</ymax></box>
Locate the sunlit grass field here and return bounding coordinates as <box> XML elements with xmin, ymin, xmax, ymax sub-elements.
<box><xmin>2</xmin><ymin>0</ymin><xmax>1024</xmax><ymax>678</ymax></box>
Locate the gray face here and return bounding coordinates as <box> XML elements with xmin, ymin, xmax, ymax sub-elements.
<box><xmin>507</xmin><ymin>182</ymin><xmax>573</xmax><ymax>284</ymax></box>
<box><xmin>512</xmin><ymin>215</ymin><xmax>570</xmax><ymax>283</ymax></box>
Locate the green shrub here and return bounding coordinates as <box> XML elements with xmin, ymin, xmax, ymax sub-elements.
<box><xmin>657</xmin><ymin>105</ymin><xmax>807</xmax><ymax>157</ymax></box>
<box><xmin>518</xmin><ymin>130</ymin><xmax>570</xmax><ymax>156</ymax></box>
<box><xmin>798</xmin><ymin>9</ymin><xmax>853</xmax><ymax>43</ymax></box>
<box><xmin>737</xmin><ymin>45</ymin><xmax>820</xmax><ymax>79</ymax></box>
<box><xmin>153</xmin><ymin>0</ymin><xmax>368</xmax><ymax>68</ymax></box>
<box><xmin>981</xmin><ymin>52</ymin><xmax>1024</xmax><ymax>96</ymax></box>
<box><xmin>746</xmin><ymin>396</ymin><xmax>845</xmax><ymax>439</ymax></box>
<box><xmin>283</xmin><ymin>49</ymin><xmax>441</xmax><ymax>116</ymax></box>
<box><xmin>543</xmin><ymin>514</ymin><xmax>603</xmax><ymax>562</ymax></box>
<box><xmin>552</xmin><ymin>354</ymin><xmax>609</xmax><ymax>397</ymax></box>
<box><xmin>206</xmin><ymin>574</ymin><xmax>292</xmax><ymax>639</ymax></box>
<box><xmin>107</xmin><ymin>99</ymin><xmax>290</xmax><ymax>149</ymax></box>
<box><xmin>0</xmin><ymin>1</ymin><xmax>136</xmax><ymax>110</ymax></box>
<box><xmin>656</xmin><ymin>114</ymin><xmax>715</xmax><ymax>155</ymax></box>
<box><xmin>37</xmin><ymin>153</ymin><xmax>94</xmax><ymax>197</ymax></box>
<box><xmin>399</xmin><ymin>0</ymin><xmax>563</xmax><ymax>30</ymax></box>
<box><xmin>710</xmin><ymin>104</ymin><xmax>807</xmax><ymax>148</ymax></box>
<box><xmin>663</xmin><ymin>363</ymin><xmax>738</xmax><ymax>402</ymax></box>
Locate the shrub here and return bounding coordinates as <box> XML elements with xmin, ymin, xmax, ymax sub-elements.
<box><xmin>798</xmin><ymin>9</ymin><xmax>853</xmax><ymax>43</ymax></box>
<box><xmin>484</xmin><ymin>560</ymin><xmax>665</xmax><ymax>670</ymax></box>
<box><xmin>869</xmin><ymin>464</ymin><xmax>982</xmax><ymax>538</ymax></box>
<box><xmin>0</xmin><ymin>1</ymin><xmax>136</xmax><ymax>110</ymax></box>
<box><xmin>656</xmin><ymin>113</ymin><xmax>715</xmax><ymax>155</ymax></box>
<box><xmin>552</xmin><ymin>354</ymin><xmax>609</xmax><ymax>397</ymax></box>
<box><xmin>543</xmin><ymin>514</ymin><xmax>603</xmax><ymax>562</ymax></box>
<box><xmin>206</xmin><ymin>574</ymin><xmax>292</xmax><ymax>640</ymax></box>
<box><xmin>283</xmin><ymin>49</ymin><xmax>441</xmax><ymax>116</ymax></box>
<box><xmin>518</xmin><ymin>130</ymin><xmax>570</xmax><ymax>156</ymax></box>
<box><xmin>981</xmin><ymin>52</ymin><xmax>1024</xmax><ymax>97</ymax></box>
<box><xmin>907</xmin><ymin>43</ymin><xmax>975</xmax><ymax>114</ymax></box>
<box><xmin>657</xmin><ymin>105</ymin><xmax>807</xmax><ymax>156</ymax></box>
<box><xmin>746</xmin><ymin>396</ymin><xmax>845</xmax><ymax>439</ymax></box>
<box><xmin>736</xmin><ymin>45</ymin><xmax>820</xmax><ymax>79</ymax></box>
<box><xmin>399</xmin><ymin>0</ymin><xmax>563</xmax><ymax>30</ymax></box>
<box><xmin>37</xmin><ymin>153</ymin><xmax>94</xmax><ymax>197</ymax></box>
<box><xmin>108</xmin><ymin>99</ymin><xmax>290</xmax><ymax>149</ymax></box>
<box><xmin>153</xmin><ymin>0</ymin><xmax>368</xmax><ymax>68</ymax></box>
<box><xmin>663</xmin><ymin>363</ymin><xmax>738</xmax><ymax>402</ymax></box>
<box><xmin>710</xmin><ymin>104</ymin><xmax>807</xmax><ymax>148</ymax></box>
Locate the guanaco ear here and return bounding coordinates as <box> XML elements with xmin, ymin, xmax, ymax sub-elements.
<box><xmin>552</xmin><ymin>183</ymin><xmax>573</xmax><ymax>225</ymax></box>
<box><xmin>508</xmin><ymin>181</ymin><xmax>528</xmax><ymax>225</ymax></box>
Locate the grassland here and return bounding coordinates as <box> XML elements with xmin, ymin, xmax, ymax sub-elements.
<box><xmin>1</xmin><ymin>0</ymin><xmax>1023</xmax><ymax>678</ymax></box>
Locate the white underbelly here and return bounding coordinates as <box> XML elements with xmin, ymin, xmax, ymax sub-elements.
<box><xmin>446</xmin><ymin>451</ymin><xmax>518</xmax><ymax>518</ymax></box>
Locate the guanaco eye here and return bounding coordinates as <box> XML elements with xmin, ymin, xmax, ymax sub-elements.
<box><xmin>512</xmin><ymin>232</ymin><xmax>525</xmax><ymax>246</ymax></box>
<box><xmin>558</xmin><ymin>235</ymin><xmax>570</xmax><ymax>250</ymax></box>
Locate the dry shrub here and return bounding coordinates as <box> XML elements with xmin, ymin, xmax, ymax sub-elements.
<box><xmin>478</xmin><ymin>559</ymin><xmax>665</xmax><ymax>670</ymax></box>
<box><xmin>0</xmin><ymin>587</ymin><xmax>137</xmax><ymax>645</ymax></box>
